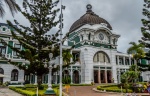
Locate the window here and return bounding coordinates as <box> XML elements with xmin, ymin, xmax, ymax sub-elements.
<box><xmin>125</xmin><ymin>58</ymin><xmax>129</xmax><ymax>65</ymax></box>
<box><xmin>13</xmin><ymin>44</ymin><xmax>21</xmax><ymax>56</ymax></box>
<box><xmin>0</xmin><ymin>42</ymin><xmax>6</xmax><ymax>55</ymax></box>
<box><xmin>93</xmin><ymin>51</ymin><xmax>110</xmax><ymax>63</ymax></box>
<box><xmin>2</xmin><ymin>28</ymin><xmax>6</xmax><ymax>31</ymax></box>
<box><xmin>119</xmin><ymin>58</ymin><xmax>123</xmax><ymax>65</ymax></box>
<box><xmin>88</xmin><ymin>33</ymin><xmax>91</xmax><ymax>40</ymax></box>
<box><xmin>11</xmin><ymin>69</ymin><xmax>18</xmax><ymax>81</ymax></box>
<box><xmin>113</xmin><ymin>39</ymin><xmax>116</xmax><ymax>45</ymax></box>
<box><xmin>116</xmin><ymin>56</ymin><xmax>118</xmax><ymax>65</ymax></box>
<box><xmin>81</xmin><ymin>35</ymin><xmax>83</xmax><ymax>40</ymax></box>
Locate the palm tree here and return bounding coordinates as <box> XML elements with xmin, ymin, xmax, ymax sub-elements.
<box><xmin>127</xmin><ymin>42</ymin><xmax>145</xmax><ymax>64</ymax></box>
<box><xmin>63</xmin><ymin>49</ymin><xmax>73</xmax><ymax>65</ymax></box>
<box><xmin>0</xmin><ymin>0</ymin><xmax>18</xmax><ymax>18</ymax></box>
<box><xmin>127</xmin><ymin>42</ymin><xmax>145</xmax><ymax>82</ymax></box>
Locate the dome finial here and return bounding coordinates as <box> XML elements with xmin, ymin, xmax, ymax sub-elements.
<box><xmin>86</xmin><ymin>4</ymin><xmax>92</xmax><ymax>11</ymax></box>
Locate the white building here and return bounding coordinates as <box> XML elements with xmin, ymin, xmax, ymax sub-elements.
<box><xmin>0</xmin><ymin>4</ymin><xmax>147</xmax><ymax>85</ymax></box>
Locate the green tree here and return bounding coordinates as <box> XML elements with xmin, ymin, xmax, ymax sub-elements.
<box><xmin>0</xmin><ymin>0</ymin><xmax>62</xmax><ymax>86</ymax></box>
<box><xmin>0</xmin><ymin>0</ymin><xmax>18</xmax><ymax>17</ymax></box>
<box><xmin>63</xmin><ymin>49</ymin><xmax>73</xmax><ymax>65</ymax></box>
<box><xmin>127</xmin><ymin>42</ymin><xmax>145</xmax><ymax>82</ymax></box>
<box><xmin>139</xmin><ymin>0</ymin><xmax>150</xmax><ymax>71</ymax></box>
<box><xmin>121</xmin><ymin>65</ymin><xmax>140</xmax><ymax>92</ymax></box>
<box><xmin>127</xmin><ymin>42</ymin><xmax>145</xmax><ymax>64</ymax></box>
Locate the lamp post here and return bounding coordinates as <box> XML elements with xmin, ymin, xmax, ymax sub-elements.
<box><xmin>44</xmin><ymin>53</ymin><xmax>56</xmax><ymax>96</ymax></box>
<box><xmin>59</xmin><ymin>0</ymin><xmax>65</xmax><ymax>95</ymax></box>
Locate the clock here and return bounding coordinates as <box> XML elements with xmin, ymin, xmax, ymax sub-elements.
<box><xmin>99</xmin><ymin>33</ymin><xmax>104</xmax><ymax>40</ymax></box>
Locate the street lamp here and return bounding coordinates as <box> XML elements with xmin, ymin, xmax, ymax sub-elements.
<box><xmin>44</xmin><ymin>53</ymin><xmax>56</xmax><ymax>96</ymax></box>
<box><xmin>59</xmin><ymin>0</ymin><xmax>65</xmax><ymax>95</ymax></box>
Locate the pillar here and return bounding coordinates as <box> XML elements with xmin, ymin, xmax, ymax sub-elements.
<box><xmin>30</xmin><ymin>74</ymin><xmax>31</xmax><ymax>84</ymax></box>
<box><xmin>71</xmin><ymin>66</ymin><xmax>73</xmax><ymax>84</ymax></box>
<box><xmin>34</xmin><ymin>75</ymin><xmax>37</xmax><ymax>85</ymax></box>
<box><xmin>98</xmin><ymin>70</ymin><xmax>101</xmax><ymax>83</ymax></box>
<box><xmin>70</xmin><ymin>50</ymin><xmax>73</xmax><ymax>62</ymax></box>
<box><xmin>123</xmin><ymin>57</ymin><xmax>125</xmax><ymax>65</ymax></box>
<box><xmin>105</xmin><ymin>70</ymin><xmax>107</xmax><ymax>83</ymax></box>
<box><xmin>55</xmin><ymin>72</ymin><xmax>57</xmax><ymax>84</ymax></box>
<box><xmin>129</xmin><ymin>57</ymin><xmax>131</xmax><ymax>65</ymax></box>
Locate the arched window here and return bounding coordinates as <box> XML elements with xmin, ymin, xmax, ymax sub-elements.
<box><xmin>0</xmin><ymin>68</ymin><xmax>4</xmax><ymax>83</ymax></box>
<box><xmin>93</xmin><ymin>51</ymin><xmax>110</xmax><ymax>63</ymax></box>
<box><xmin>11</xmin><ymin>69</ymin><xmax>18</xmax><ymax>81</ymax></box>
<box><xmin>113</xmin><ymin>39</ymin><xmax>116</xmax><ymax>45</ymax></box>
<box><xmin>81</xmin><ymin>35</ymin><xmax>83</xmax><ymax>40</ymax></box>
<box><xmin>88</xmin><ymin>33</ymin><xmax>91</xmax><ymax>40</ymax></box>
<box><xmin>0</xmin><ymin>68</ymin><xmax>4</xmax><ymax>74</ymax></box>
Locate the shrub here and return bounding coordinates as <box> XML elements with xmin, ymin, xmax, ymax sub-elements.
<box><xmin>38</xmin><ymin>85</ymin><xmax>44</xmax><ymax>90</ymax></box>
<box><xmin>62</xmin><ymin>76</ymin><xmax>71</xmax><ymax>84</ymax></box>
<box><xmin>24</xmin><ymin>80</ymin><xmax>30</xmax><ymax>85</ymax></box>
<box><xmin>97</xmin><ymin>85</ymin><xmax>133</xmax><ymax>93</ymax></box>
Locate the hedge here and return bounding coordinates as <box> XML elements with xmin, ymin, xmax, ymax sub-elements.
<box><xmin>9</xmin><ymin>87</ymin><xmax>37</xmax><ymax>96</ymax></box>
<box><xmin>97</xmin><ymin>85</ymin><xmax>133</xmax><ymax>93</ymax></box>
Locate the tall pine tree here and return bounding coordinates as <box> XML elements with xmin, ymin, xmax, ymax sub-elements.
<box><xmin>139</xmin><ymin>0</ymin><xmax>150</xmax><ymax>71</ymax></box>
<box><xmin>0</xmin><ymin>0</ymin><xmax>62</xmax><ymax>85</ymax></box>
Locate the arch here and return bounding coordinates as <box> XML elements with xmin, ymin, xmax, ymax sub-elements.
<box><xmin>93</xmin><ymin>51</ymin><xmax>110</xmax><ymax>63</ymax></box>
<box><xmin>73</xmin><ymin>70</ymin><xmax>79</xmax><ymax>83</ymax></box>
<box><xmin>0</xmin><ymin>68</ymin><xmax>4</xmax><ymax>84</ymax></box>
<box><xmin>11</xmin><ymin>69</ymin><xmax>18</xmax><ymax>81</ymax></box>
<box><xmin>81</xmin><ymin>35</ymin><xmax>83</xmax><ymax>40</ymax></box>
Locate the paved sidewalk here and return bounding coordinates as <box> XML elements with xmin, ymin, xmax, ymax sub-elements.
<box><xmin>63</xmin><ymin>85</ymin><xmax>150</xmax><ymax>96</ymax></box>
<box><xmin>0</xmin><ymin>87</ymin><xmax>22</xmax><ymax>96</ymax></box>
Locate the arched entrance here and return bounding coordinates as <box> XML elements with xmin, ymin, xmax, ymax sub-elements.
<box><xmin>73</xmin><ymin>70</ymin><xmax>79</xmax><ymax>83</ymax></box>
<box><xmin>11</xmin><ymin>69</ymin><xmax>18</xmax><ymax>81</ymax></box>
<box><xmin>0</xmin><ymin>68</ymin><xmax>4</xmax><ymax>84</ymax></box>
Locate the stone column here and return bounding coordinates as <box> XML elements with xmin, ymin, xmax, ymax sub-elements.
<box><xmin>70</xmin><ymin>50</ymin><xmax>73</xmax><ymax>62</ymax></box>
<box><xmin>129</xmin><ymin>57</ymin><xmax>131</xmax><ymax>65</ymax></box>
<box><xmin>55</xmin><ymin>72</ymin><xmax>57</xmax><ymax>84</ymax></box>
<box><xmin>98</xmin><ymin>70</ymin><xmax>101</xmax><ymax>83</ymax></box>
<box><xmin>105</xmin><ymin>70</ymin><xmax>107</xmax><ymax>83</ymax></box>
<box><xmin>71</xmin><ymin>66</ymin><xmax>73</xmax><ymax>84</ymax></box>
<box><xmin>123</xmin><ymin>57</ymin><xmax>125</xmax><ymax>65</ymax></box>
<box><xmin>30</xmin><ymin>74</ymin><xmax>31</xmax><ymax>84</ymax></box>
<box><xmin>34</xmin><ymin>75</ymin><xmax>37</xmax><ymax>85</ymax></box>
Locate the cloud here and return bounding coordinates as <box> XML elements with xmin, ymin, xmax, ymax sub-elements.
<box><xmin>0</xmin><ymin>0</ymin><xmax>144</xmax><ymax>53</ymax></box>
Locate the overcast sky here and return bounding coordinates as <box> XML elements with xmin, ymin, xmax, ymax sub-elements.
<box><xmin>0</xmin><ymin>0</ymin><xmax>144</xmax><ymax>53</ymax></box>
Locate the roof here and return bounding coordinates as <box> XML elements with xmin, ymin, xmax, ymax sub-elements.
<box><xmin>69</xmin><ymin>4</ymin><xmax>112</xmax><ymax>32</ymax></box>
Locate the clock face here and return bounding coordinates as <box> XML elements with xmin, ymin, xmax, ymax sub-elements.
<box><xmin>99</xmin><ymin>33</ymin><xmax>104</xmax><ymax>40</ymax></box>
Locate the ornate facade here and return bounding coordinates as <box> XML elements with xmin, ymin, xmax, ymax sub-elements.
<box><xmin>0</xmin><ymin>4</ymin><xmax>148</xmax><ymax>85</ymax></box>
